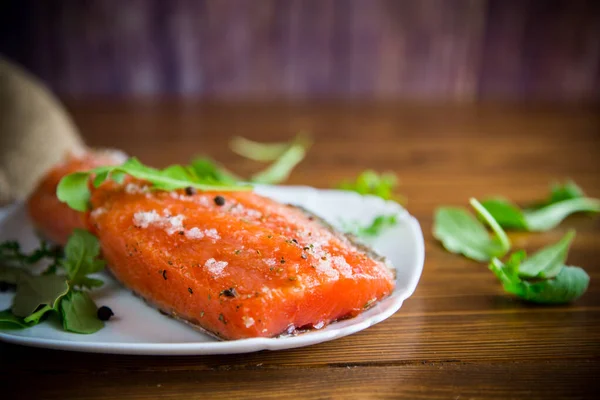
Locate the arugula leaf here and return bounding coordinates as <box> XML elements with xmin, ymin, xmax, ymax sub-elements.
<box><xmin>481</xmin><ymin>182</ymin><xmax>600</xmax><ymax>232</ymax></box>
<box><xmin>344</xmin><ymin>214</ymin><xmax>399</xmax><ymax>237</ymax></box>
<box><xmin>62</xmin><ymin>229</ymin><xmax>105</xmax><ymax>288</ymax></box>
<box><xmin>0</xmin><ymin>265</ymin><xmax>28</xmax><ymax>285</ymax></box>
<box><xmin>0</xmin><ymin>240</ymin><xmax>62</xmax><ymax>270</ymax></box>
<box><xmin>490</xmin><ymin>247</ymin><xmax>589</xmax><ymax>305</ymax></box>
<box><xmin>532</xmin><ymin>180</ymin><xmax>585</xmax><ymax>208</ymax></box>
<box><xmin>0</xmin><ymin>309</ymin><xmax>35</xmax><ymax>329</ymax></box>
<box><xmin>482</xmin><ymin>197</ymin><xmax>600</xmax><ymax>232</ymax></box>
<box><xmin>11</xmin><ymin>273</ymin><xmax>69</xmax><ymax>318</ymax></box>
<box><xmin>56</xmin><ymin>172</ymin><xmax>92</xmax><ymax>212</ymax></box>
<box><xmin>58</xmin><ymin>157</ymin><xmax>251</xmax><ymax>212</ymax></box>
<box><xmin>230</xmin><ymin>134</ymin><xmax>311</xmax><ymax>162</ymax></box>
<box><xmin>250</xmin><ymin>139</ymin><xmax>311</xmax><ymax>184</ymax></box>
<box><xmin>189</xmin><ymin>157</ymin><xmax>242</xmax><ymax>184</ymax></box>
<box><xmin>433</xmin><ymin>198</ymin><xmax>511</xmax><ymax>262</ymax></box>
<box><xmin>524</xmin><ymin>198</ymin><xmax>600</xmax><ymax>231</ymax></box>
<box><xmin>517</xmin><ymin>230</ymin><xmax>575</xmax><ymax>279</ymax></box>
<box><xmin>479</xmin><ymin>198</ymin><xmax>528</xmax><ymax>230</ymax></box>
<box><xmin>1</xmin><ymin>230</ymin><xmax>108</xmax><ymax>333</ymax></box>
<box><xmin>60</xmin><ymin>290</ymin><xmax>104</xmax><ymax>334</ymax></box>
<box><xmin>337</xmin><ymin>170</ymin><xmax>399</xmax><ymax>201</ymax></box>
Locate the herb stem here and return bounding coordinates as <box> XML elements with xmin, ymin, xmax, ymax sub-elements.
<box><xmin>470</xmin><ymin>198</ymin><xmax>511</xmax><ymax>253</ymax></box>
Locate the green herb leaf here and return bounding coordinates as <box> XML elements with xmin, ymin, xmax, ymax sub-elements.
<box><xmin>344</xmin><ymin>214</ymin><xmax>398</xmax><ymax>237</ymax></box>
<box><xmin>479</xmin><ymin>198</ymin><xmax>528</xmax><ymax>230</ymax></box>
<box><xmin>250</xmin><ymin>139</ymin><xmax>312</xmax><ymax>184</ymax></box>
<box><xmin>433</xmin><ymin>198</ymin><xmax>510</xmax><ymax>262</ymax></box>
<box><xmin>518</xmin><ymin>230</ymin><xmax>575</xmax><ymax>279</ymax></box>
<box><xmin>0</xmin><ymin>265</ymin><xmax>28</xmax><ymax>284</ymax></box>
<box><xmin>230</xmin><ymin>137</ymin><xmax>294</xmax><ymax>162</ymax></box>
<box><xmin>1</xmin><ymin>231</ymin><xmax>110</xmax><ymax>333</ymax></box>
<box><xmin>524</xmin><ymin>198</ymin><xmax>600</xmax><ymax>231</ymax></box>
<box><xmin>481</xmin><ymin>182</ymin><xmax>600</xmax><ymax>232</ymax></box>
<box><xmin>60</xmin><ymin>290</ymin><xmax>104</xmax><ymax>334</ymax></box>
<box><xmin>57</xmin><ymin>172</ymin><xmax>93</xmax><ymax>212</ymax></box>
<box><xmin>0</xmin><ymin>240</ymin><xmax>61</xmax><ymax>269</ymax></box>
<box><xmin>61</xmin><ymin>229</ymin><xmax>105</xmax><ymax>288</ymax></box>
<box><xmin>532</xmin><ymin>180</ymin><xmax>585</xmax><ymax>208</ymax></box>
<box><xmin>0</xmin><ymin>309</ymin><xmax>35</xmax><ymax>329</ymax></box>
<box><xmin>490</xmin><ymin>254</ymin><xmax>589</xmax><ymax>305</ymax></box>
<box><xmin>337</xmin><ymin>170</ymin><xmax>399</xmax><ymax>201</ymax></box>
<box><xmin>189</xmin><ymin>157</ymin><xmax>242</xmax><ymax>184</ymax></box>
<box><xmin>11</xmin><ymin>273</ymin><xmax>69</xmax><ymax>318</ymax></box>
<box><xmin>58</xmin><ymin>157</ymin><xmax>251</xmax><ymax>212</ymax></box>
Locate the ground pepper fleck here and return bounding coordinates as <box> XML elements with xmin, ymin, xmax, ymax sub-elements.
<box><xmin>188</xmin><ymin>287</ymin><xmax>193</xmax><ymax>294</ymax></box>
<box><xmin>184</xmin><ymin>186</ymin><xmax>196</xmax><ymax>196</ymax></box>
<box><xmin>162</xmin><ymin>270</ymin><xmax>167</xmax><ymax>280</ymax></box>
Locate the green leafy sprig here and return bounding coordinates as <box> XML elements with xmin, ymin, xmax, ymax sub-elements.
<box><xmin>433</xmin><ymin>198</ymin><xmax>511</xmax><ymax>262</ymax></box>
<box><xmin>481</xmin><ymin>181</ymin><xmax>600</xmax><ymax>232</ymax></box>
<box><xmin>489</xmin><ymin>231</ymin><xmax>589</xmax><ymax>304</ymax></box>
<box><xmin>58</xmin><ymin>157</ymin><xmax>251</xmax><ymax>212</ymax></box>
<box><xmin>0</xmin><ymin>229</ymin><xmax>107</xmax><ymax>333</ymax></box>
<box><xmin>343</xmin><ymin>214</ymin><xmax>399</xmax><ymax>238</ymax></box>
<box><xmin>337</xmin><ymin>170</ymin><xmax>400</xmax><ymax>201</ymax></box>
<box><xmin>433</xmin><ymin>181</ymin><xmax>596</xmax><ymax>304</ymax></box>
<box><xmin>228</xmin><ymin>133</ymin><xmax>313</xmax><ymax>184</ymax></box>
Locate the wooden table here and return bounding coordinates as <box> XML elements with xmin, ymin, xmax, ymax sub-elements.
<box><xmin>2</xmin><ymin>102</ymin><xmax>599</xmax><ymax>399</ymax></box>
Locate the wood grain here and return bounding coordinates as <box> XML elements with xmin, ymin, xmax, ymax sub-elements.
<box><xmin>1</xmin><ymin>101</ymin><xmax>600</xmax><ymax>399</ymax></box>
<box><xmin>2</xmin><ymin>0</ymin><xmax>599</xmax><ymax>100</ymax></box>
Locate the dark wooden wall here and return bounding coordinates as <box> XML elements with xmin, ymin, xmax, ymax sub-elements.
<box><xmin>1</xmin><ymin>0</ymin><xmax>599</xmax><ymax>100</ymax></box>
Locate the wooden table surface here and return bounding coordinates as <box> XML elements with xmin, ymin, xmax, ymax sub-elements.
<box><xmin>2</xmin><ymin>102</ymin><xmax>600</xmax><ymax>399</ymax></box>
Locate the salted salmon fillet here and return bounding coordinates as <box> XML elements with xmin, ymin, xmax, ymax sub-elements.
<box><xmin>28</xmin><ymin>153</ymin><xmax>396</xmax><ymax>340</ymax></box>
<box><xmin>27</xmin><ymin>150</ymin><xmax>126</xmax><ymax>244</ymax></box>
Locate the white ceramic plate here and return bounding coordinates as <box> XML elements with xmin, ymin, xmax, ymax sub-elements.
<box><xmin>0</xmin><ymin>186</ymin><xmax>424</xmax><ymax>355</ymax></box>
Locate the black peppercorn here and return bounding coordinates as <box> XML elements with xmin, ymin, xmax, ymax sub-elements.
<box><xmin>97</xmin><ymin>306</ymin><xmax>114</xmax><ymax>321</ymax></box>
<box><xmin>214</xmin><ymin>195</ymin><xmax>226</xmax><ymax>206</ymax></box>
<box><xmin>185</xmin><ymin>186</ymin><xmax>196</xmax><ymax>196</ymax></box>
<box><xmin>220</xmin><ymin>287</ymin><xmax>237</xmax><ymax>298</ymax></box>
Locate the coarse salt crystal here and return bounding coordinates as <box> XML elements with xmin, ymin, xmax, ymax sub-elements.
<box><xmin>185</xmin><ymin>227</ymin><xmax>205</xmax><ymax>239</ymax></box>
<box><xmin>332</xmin><ymin>256</ymin><xmax>353</xmax><ymax>278</ymax></box>
<box><xmin>133</xmin><ymin>210</ymin><xmax>162</xmax><ymax>228</ymax></box>
<box><xmin>125</xmin><ymin>183</ymin><xmax>148</xmax><ymax>194</ymax></box>
<box><xmin>165</xmin><ymin>214</ymin><xmax>185</xmax><ymax>235</ymax></box>
<box><xmin>204</xmin><ymin>228</ymin><xmax>220</xmax><ymax>240</ymax></box>
<box><xmin>264</xmin><ymin>258</ymin><xmax>277</xmax><ymax>267</ymax></box>
<box><xmin>204</xmin><ymin>258</ymin><xmax>228</xmax><ymax>276</ymax></box>
<box><xmin>90</xmin><ymin>207</ymin><xmax>106</xmax><ymax>219</ymax></box>
<box><xmin>315</xmin><ymin>258</ymin><xmax>339</xmax><ymax>281</ymax></box>
<box><xmin>242</xmin><ymin>316</ymin><xmax>255</xmax><ymax>328</ymax></box>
